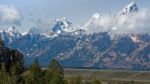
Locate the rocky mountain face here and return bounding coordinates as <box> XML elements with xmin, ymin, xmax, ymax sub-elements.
<box><xmin>1</xmin><ymin>30</ymin><xmax>150</xmax><ymax>70</ymax></box>
<box><xmin>0</xmin><ymin>1</ymin><xmax>150</xmax><ymax>70</ymax></box>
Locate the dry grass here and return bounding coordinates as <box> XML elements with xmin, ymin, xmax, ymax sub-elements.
<box><xmin>64</xmin><ymin>69</ymin><xmax>150</xmax><ymax>84</ymax></box>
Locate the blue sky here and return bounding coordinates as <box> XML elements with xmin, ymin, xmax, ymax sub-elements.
<box><xmin>0</xmin><ymin>0</ymin><xmax>150</xmax><ymax>31</ymax></box>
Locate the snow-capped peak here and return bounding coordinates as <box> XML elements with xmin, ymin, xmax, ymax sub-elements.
<box><xmin>119</xmin><ymin>1</ymin><xmax>138</xmax><ymax>15</ymax></box>
<box><xmin>0</xmin><ymin>26</ymin><xmax>19</xmax><ymax>37</ymax></box>
<box><xmin>84</xmin><ymin>13</ymin><xmax>100</xmax><ymax>28</ymax></box>
<box><xmin>0</xmin><ymin>26</ymin><xmax>22</xmax><ymax>44</ymax></box>
<box><xmin>92</xmin><ymin>13</ymin><xmax>100</xmax><ymax>19</ymax></box>
<box><xmin>52</xmin><ymin>17</ymin><xmax>82</xmax><ymax>35</ymax></box>
<box><xmin>6</xmin><ymin>26</ymin><xmax>17</xmax><ymax>33</ymax></box>
<box><xmin>52</xmin><ymin>18</ymin><xmax>72</xmax><ymax>34</ymax></box>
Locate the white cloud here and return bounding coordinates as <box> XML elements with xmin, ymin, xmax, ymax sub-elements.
<box><xmin>29</xmin><ymin>18</ymin><xmax>55</xmax><ymax>34</ymax></box>
<box><xmin>85</xmin><ymin>8</ymin><xmax>150</xmax><ymax>34</ymax></box>
<box><xmin>0</xmin><ymin>5</ymin><xmax>23</xmax><ymax>26</ymax></box>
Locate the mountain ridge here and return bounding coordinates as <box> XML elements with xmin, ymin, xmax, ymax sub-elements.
<box><xmin>0</xmin><ymin>1</ymin><xmax>150</xmax><ymax>70</ymax></box>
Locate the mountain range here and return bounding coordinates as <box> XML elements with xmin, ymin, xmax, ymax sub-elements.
<box><xmin>0</xmin><ymin>1</ymin><xmax>150</xmax><ymax>70</ymax></box>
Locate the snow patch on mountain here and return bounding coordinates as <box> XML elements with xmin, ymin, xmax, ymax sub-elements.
<box><xmin>119</xmin><ymin>1</ymin><xmax>138</xmax><ymax>15</ymax></box>
<box><xmin>0</xmin><ymin>26</ymin><xmax>22</xmax><ymax>44</ymax></box>
<box><xmin>52</xmin><ymin>17</ymin><xmax>84</xmax><ymax>35</ymax></box>
<box><xmin>130</xmin><ymin>35</ymin><xmax>143</xmax><ymax>43</ymax></box>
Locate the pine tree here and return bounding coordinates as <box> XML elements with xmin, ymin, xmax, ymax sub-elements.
<box><xmin>0</xmin><ymin>37</ymin><xmax>5</xmax><ymax>47</ymax></box>
<box><xmin>0</xmin><ymin>63</ymin><xmax>12</xmax><ymax>84</ymax></box>
<box><xmin>69</xmin><ymin>74</ymin><xmax>83</xmax><ymax>84</ymax></box>
<box><xmin>91</xmin><ymin>77</ymin><xmax>102</xmax><ymax>84</ymax></box>
<box><xmin>25</xmin><ymin>59</ymin><xmax>44</xmax><ymax>84</ymax></box>
<box><xmin>44</xmin><ymin>59</ymin><xmax>64</xmax><ymax>84</ymax></box>
<box><xmin>24</xmin><ymin>70</ymin><xmax>33</xmax><ymax>84</ymax></box>
<box><xmin>10</xmin><ymin>49</ymin><xmax>24</xmax><ymax>74</ymax></box>
<box><xmin>9</xmin><ymin>64</ymin><xmax>21</xmax><ymax>84</ymax></box>
<box><xmin>131</xmin><ymin>80</ymin><xmax>135</xmax><ymax>84</ymax></box>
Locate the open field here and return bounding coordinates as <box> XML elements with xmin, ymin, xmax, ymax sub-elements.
<box><xmin>64</xmin><ymin>69</ymin><xmax>150</xmax><ymax>84</ymax></box>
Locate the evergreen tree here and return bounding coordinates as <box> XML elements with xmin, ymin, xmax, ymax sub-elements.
<box><xmin>44</xmin><ymin>59</ymin><xmax>64</xmax><ymax>84</ymax></box>
<box><xmin>91</xmin><ymin>77</ymin><xmax>102</xmax><ymax>84</ymax></box>
<box><xmin>69</xmin><ymin>74</ymin><xmax>83</xmax><ymax>84</ymax></box>
<box><xmin>9</xmin><ymin>64</ymin><xmax>21</xmax><ymax>84</ymax></box>
<box><xmin>0</xmin><ymin>37</ymin><xmax>5</xmax><ymax>47</ymax></box>
<box><xmin>131</xmin><ymin>80</ymin><xmax>135</xmax><ymax>84</ymax></box>
<box><xmin>25</xmin><ymin>59</ymin><xmax>43</xmax><ymax>84</ymax></box>
<box><xmin>0</xmin><ymin>63</ymin><xmax>12</xmax><ymax>84</ymax></box>
<box><xmin>10</xmin><ymin>49</ymin><xmax>24</xmax><ymax>74</ymax></box>
<box><xmin>24</xmin><ymin>70</ymin><xmax>34</xmax><ymax>84</ymax></box>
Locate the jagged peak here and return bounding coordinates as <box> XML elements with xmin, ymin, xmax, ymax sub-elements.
<box><xmin>92</xmin><ymin>13</ymin><xmax>100</xmax><ymax>19</ymax></box>
<box><xmin>84</xmin><ymin>13</ymin><xmax>100</xmax><ymax>29</ymax></box>
<box><xmin>6</xmin><ymin>26</ymin><xmax>17</xmax><ymax>32</ymax></box>
<box><xmin>52</xmin><ymin>17</ymin><xmax>84</xmax><ymax>35</ymax></box>
<box><xmin>119</xmin><ymin>1</ymin><xmax>138</xmax><ymax>15</ymax></box>
<box><xmin>55</xmin><ymin>17</ymin><xmax>71</xmax><ymax>24</ymax></box>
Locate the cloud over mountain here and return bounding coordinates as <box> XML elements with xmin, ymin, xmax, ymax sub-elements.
<box><xmin>85</xmin><ymin>9</ymin><xmax>150</xmax><ymax>34</ymax></box>
<box><xmin>0</xmin><ymin>5</ymin><xmax>23</xmax><ymax>26</ymax></box>
<box><xmin>85</xmin><ymin>2</ymin><xmax>150</xmax><ymax>34</ymax></box>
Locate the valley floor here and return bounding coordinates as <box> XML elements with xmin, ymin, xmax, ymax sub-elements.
<box><xmin>64</xmin><ymin>68</ymin><xmax>150</xmax><ymax>84</ymax></box>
